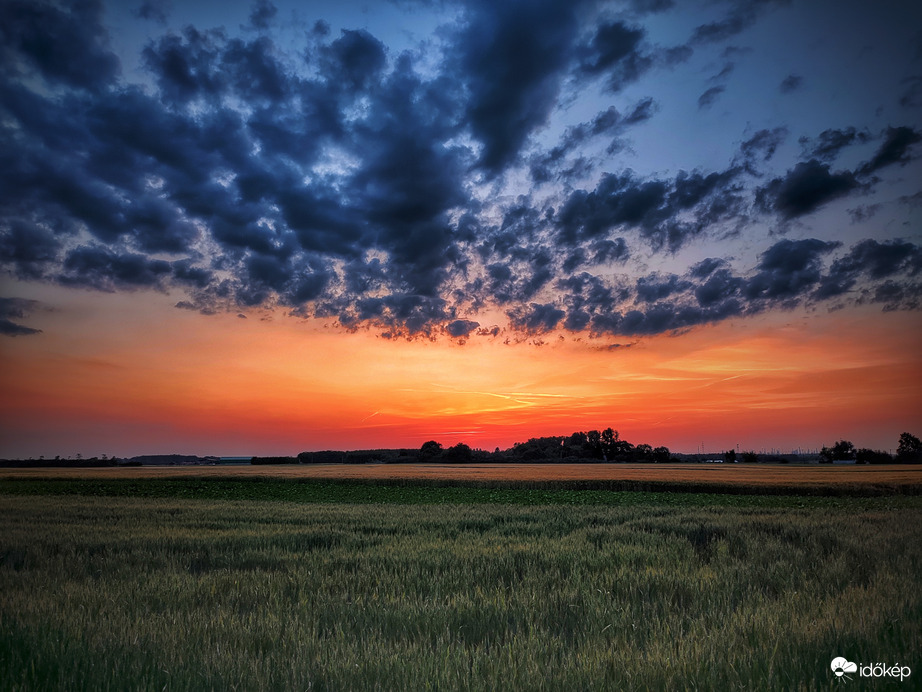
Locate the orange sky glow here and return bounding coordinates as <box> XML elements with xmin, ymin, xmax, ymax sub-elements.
<box><xmin>1</xmin><ymin>285</ymin><xmax>919</xmax><ymax>458</ymax></box>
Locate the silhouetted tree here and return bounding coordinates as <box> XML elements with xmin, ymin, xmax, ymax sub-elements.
<box><xmin>897</xmin><ymin>432</ymin><xmax>922</xmax><ymax>463</ymax></box>
<box><xmin>419</xmin><ymin>440</ymin><xmax>443</xmax><ymax>460</ymax></box>
<box><xmin>820</xmin><ymin>440</ymin><xmax>855</xmax><ymax>462</ymax></box>
<box><xmin>586</xmin><ymin>430</ymin><xmax>602</xmax><ymax>459</ymax></box>
<box><xmin>740</xmin><ymin>451</ymin><xmax>758</xmax><ymax>463</ymax></box>
<box><xmin>652</xmin><ymin>446</ymin><xmax>671</xmax><ymax>463</ymax></box>
<box><xmin>724</xmin><ymin>449</ymin><xmax>737</xmax><ymax>463</ymax></box>
<box><xmin>444</xmin><ymin>442</ymin><xmax>473</xmax><ymax>463</ymax></box>
<box><xmin>634</xmin><ymin>443</ymin><xmax>653</xmax><ymax>462</ymax></box>
<box><xmin>856</xmin><ymin>448</ymin><xmax>892</xmax><ymax>464</ymax></box>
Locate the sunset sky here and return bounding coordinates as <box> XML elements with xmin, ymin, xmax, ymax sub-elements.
<box><xmin>1</xmin><ymin>0</ymin><xmax>921</xmax><ymax>458</ymax></box>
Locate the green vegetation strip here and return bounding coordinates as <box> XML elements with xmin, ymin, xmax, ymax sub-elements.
<box><xmin>1</xmin><ymin>477</ymin><xmax>920</xmax><ymax>509</ymax></box>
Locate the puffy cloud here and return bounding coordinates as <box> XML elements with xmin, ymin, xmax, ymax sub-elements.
<box><xmin>446</xmin><ymin>319</ymin><xmax>480</xmax><ymax>338</ymax></box>
<box><xmin>743</xmin><ymin>238</ymin><xmax>838</xmax><ymax>301</ymax></box>
<box><xmin>0</xmin><ymin>0</ymin><xmax>918</xmax><ymax>344</ymax></box>
<box><xmin>756</xmin><ymin>160</ymin><xmax>861</xmax><ymax>219</ymax></box>
<box><xmin>0</xmin><ymin>0</ymin><xmax>120</xmax><ymax>91</ymax></box>
<box><xmin>59</xmin><ymin>246</ymin><xmax>173</xmax><ymax>291</ymax></box>
<box><xmin>508</xmin><ymin>302</ymin><xmax>566</xmax><ymax>334</ymax></box>
<box><xmin>450</xmin><ymin>0</ymin><xmax>580</xmax><ymax>175</ymax></box>
<box><xmin>556</xmin><ymin>167</ymin><xmax>743</xmax><ymax>252</ymax></box>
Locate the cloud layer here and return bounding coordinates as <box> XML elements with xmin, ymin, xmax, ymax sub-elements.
<box><xmin>1</xmin><ymin>0</ymin><xmax>920</xmax><ymax>338</ymax></box>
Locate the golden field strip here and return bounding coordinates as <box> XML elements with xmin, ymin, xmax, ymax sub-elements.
<box><xmin>2</xmin><ymin>463</ymin><xmax>920</xmax><ymax>492</ymax></box>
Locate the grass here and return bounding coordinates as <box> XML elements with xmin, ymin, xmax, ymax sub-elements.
<box><xmin>1</xmin><ymin>485</ymin><xmax>920</xmax><ymax>690</ymax></box>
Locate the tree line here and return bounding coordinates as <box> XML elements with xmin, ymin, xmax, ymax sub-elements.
<box><xmin>816</xmin><ymin>432</ymin><xmax>922</xmax><ymax>464</ymax></box>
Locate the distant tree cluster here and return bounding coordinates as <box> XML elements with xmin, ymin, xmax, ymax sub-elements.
<box><xmin>817</xmin><ymin>432</ymin><xmax>922</xmax><ymax>464</ymax></box>
<box><xmin>411</xmin><ymin>429</ymin><xmax>672</xmax><ymax>464</ymax></box>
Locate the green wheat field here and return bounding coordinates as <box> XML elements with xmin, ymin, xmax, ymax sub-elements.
<box><xmin>1</xmin><ymin>478</ymin><xmax>920</xmax><ymax>690</ymax></box>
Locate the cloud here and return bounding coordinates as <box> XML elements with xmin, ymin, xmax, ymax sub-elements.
<box><xmin>698</xmin><ymin>86</ymin><xmax>725</xmax><ymax>109</ymax></box>
<box><xmin>799</xmin><ymin>127</ymin><xmax>871</xmax><ymax>162</ymax></box>
<box><xmin>744</xmin><ymin>238</ymin><xmax>838</xmax><ymax>300</ymax></box>
<box><xmin>690</xmin><ymin>0</ymin><xmax>789</xmax><ymax>46</ymax></box>
<box><xmin>858</xmin><ymin>126</ymin><xmax>922</xmax><ymax>175</ymax></box>
<box><xmin>779</xmin><ymin>74</ymin><xmax>802</xmax><ymax>93</ymax></box>
<box><xmin>0</xmin><ymin>297</ymin><xmax>43</xmax><ymax>336</ymax></box>
<box><xmin>446</xmin><ymin>319</ymin><xmax>480</xmax><ymax>338</ymax></box>
<box><xmin>508</xmin><ymin>302</ymin><xmax>566</xmax><ymax>334</ymax></box>
<box><xmin>450</xmin><ymin>0</ymin><xmax>580</xmax><ymax>175</ymax></box>
<box><xmin>756</xmin><ymin>160</ymin><xmax>861</xmax><ymax>219</ymax></box>
<box><xmin>738</xmin><ymin>127</ymin><xmax>787</xmax><ymax>171</ymax></box>
<box><xmin>59</xmin><ymin>246</ymin><xmax>173</xmax><ymax>291</ymax></box>
<box><xmin>556</xmin><ymin>167</ymin><xmax>743</xmax><ymax>252</ymax></box>
<box><xmin>529</xmin><ymin>97</ymin><xmax>657</xmax><ymax>182</ymax></box>
<box><xmin>576</xmin><ymin>20</ymin><xmax>654</xmax><ymax>92</ymax></box>
<box><xmin>0</xmin><ymin>0</ymin><xmax>120</xmax><ymax>91</ymax></box>
<box><xmin>248</xmin><ymin>0</ymin><xmax>277</xmax><ymax>30</ymax></box>
<box><xmin>136</xmin><ymin>0</ymin><xmax>171</xmax><ymax>24</ymax></box>
<box><xmin>0</xmin><ymin>0</ymin><xmax>919</xmax><ymax>344</ymax></box>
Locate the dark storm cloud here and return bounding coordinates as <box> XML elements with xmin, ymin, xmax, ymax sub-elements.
<box><xmin>548</xmin><ymin>236</ymin><xmax>920</xmax><ymax>337</ymax></box>
<box><xmin>1</xmin><ymin>0</ymin><xmax>919</xmax><ymax>343</ymax></box>
<box><xmin>59</xmin><ymin>246</ymin><xmax>173</xmax><ymax>291</ymax></box>
<box><xmin>756</xmin><ymin>160</ymin><xmax>861</xmax><ymax>220</ymax></box>
<box><xmin>757</xmin><ymin>126</ymin><xmax>921</xmax><ymax>221</ymax></box>
<box><xmin>451</xmin><ymin>0</ymin><xmax>580</xmax><ymax>175</ymax></box>
<box><xmin>142</xmin><ymin>28</ymin><xmax>228</xmax><ymax>104</ymax></box>
<box><xmin>0</xmin><ymin>297</ymin><xmax>43</xmax><ymax>337</ymax></box>
<box><xmin>0</xmin><ymin>220</ymin><xmax>62</xmax><ymax>280</ymax></box>
<box><xmin>556</xmin><ymin>167</ymin><xmax>743</xmax><ymax>252</ymax></box>
<box><xmin>320</xmin><ymin>29</ymin><xmax>387</xmax><ymax>95</ymax></box>
<box><xmin>0</xmin><ymin>0</ymin><xmax>120</xmax><ymax>91</ymax></box>
<box><xmin>743</xmin><ymin>238</ymin><xmax>838</xmax><ymax>300</ymax></box>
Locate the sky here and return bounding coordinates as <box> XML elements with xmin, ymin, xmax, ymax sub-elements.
<box><xmin>1</xmin><ymin>0</ymin><xmax>921</xmax><ymax>458</ymax></box>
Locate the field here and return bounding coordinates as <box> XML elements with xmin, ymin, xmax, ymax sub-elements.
<box><xmin>1</xmin><ymin>468</ymin><xmax>921</xmax><ymax>690</ymax></box>
<box><xmin>3</xmin><ymin>462</ymin><xmax>921</xmax><ymax>495</ymax></box>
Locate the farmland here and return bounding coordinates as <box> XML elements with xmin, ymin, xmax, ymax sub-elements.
<box><xmin>2</xmin><ymin>462</ymin><xmax>921</xmax><ymax>495</ymax></box>
<box><xmin>1</xmin><ymin>468</ymin><xmax>920</xmax><ymax>690</ymax></box>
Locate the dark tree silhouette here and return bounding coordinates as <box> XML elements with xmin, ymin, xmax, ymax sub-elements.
<box><xmin>820</xmin><ymin>440</ymin><xmax>856</xmax><ymax>462</ymax></box>
<box><xmin>444</xmin><ymin>442</ymin><xmax>473</xmax><ymax>463</ymax></box>
<box><xmin>419</xmin><ymin>440</ymin><xmax>443</xmax><ymax>460</ymax></box>
<box><xmin>897</xmin><ymin>432</ymin><xmax>922</xmax><ymax>463</ymax></box>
